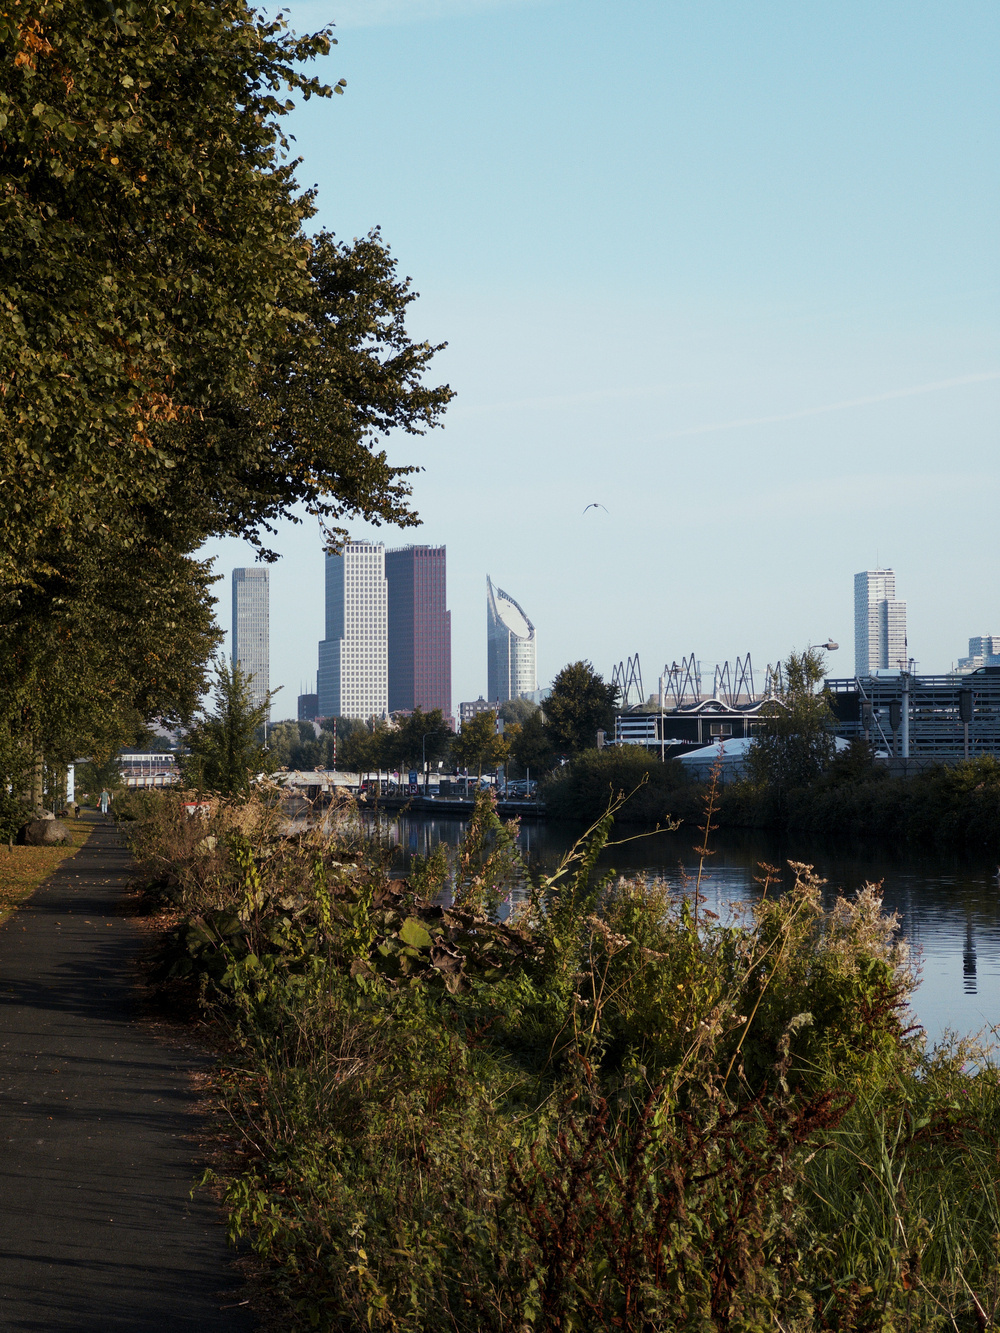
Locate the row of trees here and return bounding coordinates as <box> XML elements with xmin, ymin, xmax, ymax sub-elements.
<box><xmin>0</xmin><ymin>1</ymin><xmax>452</xmax><ymax>833</ymax></box>
<box><xmin>258</xmin><ymin>660</ymin><xmax>620</xmax><ymax>788</ymax></box>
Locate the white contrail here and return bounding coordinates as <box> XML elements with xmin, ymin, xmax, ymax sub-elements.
<box><xmin>656</xmin><ymin>371</ymin><xmax>1000</xmax><ymax>440</ymax></box>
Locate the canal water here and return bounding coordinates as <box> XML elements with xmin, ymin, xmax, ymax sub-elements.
<box><xmin>370</xmin><ymin>810</ymin><xmax>1000</xmax><ymax>1049</ymax></box>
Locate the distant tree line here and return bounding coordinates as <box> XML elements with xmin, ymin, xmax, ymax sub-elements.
<box><xmin>261</xmin><ymin>660</ymin><xmax>620</xmax><ymax>785</ymax></box>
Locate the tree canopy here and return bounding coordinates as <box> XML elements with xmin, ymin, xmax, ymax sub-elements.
<box><xmin>542</xmin><ymin>662</ymin><xmax>619</xmax><ymax>757</ymax></box>
<box><xmin>452</xmin><ymin>710</ymin><xmax>507</xmax><ymax>779</ymax></box>
<box><xmin>745</xmin><ymin>648</ymin><xmax>837</xmax><ymax>796</ymax></box>
<box><xmin>0</xmin><ymin>0</ymin><xmax>453</xmax><ymax>813</ymax></box>
<box><xmin>182</xmin><ymin>659</ymin><xmax>273</xmax><ymax>795</ymax></box>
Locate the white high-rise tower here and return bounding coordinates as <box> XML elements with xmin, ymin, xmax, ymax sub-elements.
<box><xmin>854</xmin><ymin>569</ymin><xmax>907</xmax><ymax>676</ymax></box>
<box><xmin>486</xmin><ymin>576</ymin><xmax>537</xmax><ymax>703</ymax></box>
<box><xmin>317</xmin><ymin>542</ymin><xmax>388</xmax><ymax>720</ymax></box>
<box><xmin>232</xmin><ymin>567</ymin><xmax>270</xmax><ymax>717</ymax></box>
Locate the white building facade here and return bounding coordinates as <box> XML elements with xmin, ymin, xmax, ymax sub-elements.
<box><xmin>232</xmin><ymin>567</ymin><xmax>270</xmax><ymax>716</ymax></box>
<box><xmin>957</xmin><ymin>636</ymin><xmax>1000</xmax><ymax>673</ymax></box>
<box><xmin>854</xmin><ymin>568</ymin><xmax>907</xmax><ymax>676</ymax></box>
<box><xmin>486</xmin><ymin>576</ymin><xmax>537</xmax><ymax>703</ymax></box>
<box><xmin>317</xmin><ymin>543</ymin><xmax>388</xmax><ymax>720</ymax></box>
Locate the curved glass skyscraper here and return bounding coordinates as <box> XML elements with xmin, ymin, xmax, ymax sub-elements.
<box><xmin>487</xmin><ymin>576</ymin><xmax>536</xmax><ymax>703</ymax></box>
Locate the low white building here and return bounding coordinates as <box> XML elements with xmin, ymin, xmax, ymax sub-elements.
<box><xmin>677</xmin><ymin>736</ymin><xmax>850</xmax><ymax>783</ymax></box>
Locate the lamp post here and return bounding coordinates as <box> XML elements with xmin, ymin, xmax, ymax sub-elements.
<box><xmin>421</xmin><ymin>732</ymin><xmax>432</xmax><ymax>797</ymax></box>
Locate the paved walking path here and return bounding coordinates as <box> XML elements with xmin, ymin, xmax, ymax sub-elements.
<box><xmin>0</xmin><ymin>816</ymin><xmax>254</xmax><ymax>1332</ymax></box>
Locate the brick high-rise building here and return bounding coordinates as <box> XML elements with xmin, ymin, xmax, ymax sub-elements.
<box><xmin>385</xmin><ymin>545</ymin><xmax>452</xmax><ymax>724</ymax></box>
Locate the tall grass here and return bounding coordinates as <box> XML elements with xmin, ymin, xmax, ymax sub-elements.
<box><xmin>127</xmin><ymin>785</ymin><xmax>1000</xmax><ymax>1331</ymax></box>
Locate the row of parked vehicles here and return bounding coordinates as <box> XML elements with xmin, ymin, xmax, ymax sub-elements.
<box><xmin>356</xmin><ymin>776</ymin><xmax>538</xmax><ymax>800</ymax></box>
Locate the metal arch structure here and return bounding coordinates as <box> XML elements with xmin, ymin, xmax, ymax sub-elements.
<box><xmin>659</xmin><ymin>654</ymin><xmax>702</xmax><ymax>708</ymax></box>
<box><xmin>763</xmin><ymin>661</ymin><xmax>784</xmax><ymax>697</ymax></box>
<box><xmin>606</xmin><ymin>651</ymin><xmax>792</xmax><ymax>708</ymax></box>
<box><xmin>711</xmin><ymin>653</ymin><xmax>756</xmax><ymax>707</ymax></box>
<box><xmin>612</xmin><ymin>653</ymin><xmax>645</xmax><ymax>710</ymax></box>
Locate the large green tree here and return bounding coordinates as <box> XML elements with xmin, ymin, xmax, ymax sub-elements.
<box><xmin>0</xmin><ymin>1</ymin><xmax>452</xmax><ymax>802</ymax></box>
<box><xmin>181</xmin><ymin>659</ymin><xmax>273</xmax><ymax>795</ymax></box>
<box><xmin>387</xmin><ymin>708</ymin><xmax>452</xmax><ymax>774</ymax></box>
<box><xmin>0</xmin><ymin>0</ymin><xmax>451</xmax><ymax>586</ymax></box>
<box><xmin>452</xmin><ymin>710</ymin><xmax>508</xmax><ymax>780</ymax></box>
<box><xmin>744</xmin><ymin>648</ymin><xmax>837</xmax><ymax>797</ymax></box>
<box><xmin>542</xmin><ymin>661</ymin><xmax>619</xmax><ymax>758</ymax></box>
<box><xmin>507</xmin><ymin>708</ymin><xmax>555</xmax><ymax>776</ymax></box>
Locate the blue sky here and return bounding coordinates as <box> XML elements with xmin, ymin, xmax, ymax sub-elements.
<box><xmin>202</xmin><ymin>0</ymin><xmax>1000</xmax><ymax>713</ymax></box>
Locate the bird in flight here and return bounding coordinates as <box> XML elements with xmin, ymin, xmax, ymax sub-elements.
<box><xmin>583</xmin><ymin>503</ymin><xmax>609</xmax><ymax>514</ymax></box>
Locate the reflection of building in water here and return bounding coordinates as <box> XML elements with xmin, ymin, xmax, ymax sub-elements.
<box><xmin>964</xmin><ymin>918</ymin><xmax>977</xmax><ymax>994</ymax></box>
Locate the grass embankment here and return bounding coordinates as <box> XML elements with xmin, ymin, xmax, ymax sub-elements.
<box><xmin>0</xmin><ymin>818</ymin><xmax>95</xmax><ymax>924</ymax></box>
<box><xmin>124</xmin><ymin>787</ymin><xmax>1000</xmax><ymax>1332</ymax></box>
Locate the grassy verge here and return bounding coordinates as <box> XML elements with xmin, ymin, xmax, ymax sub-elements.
<box><xmin>125</xmin><ymin>785</ymin><xmax>1000</xmax><ymax>1331</ymax></box>
<box><xmin>0</xmin><ymin>818</ymin><xmax>95</xmax><ymax>924</ymax></box>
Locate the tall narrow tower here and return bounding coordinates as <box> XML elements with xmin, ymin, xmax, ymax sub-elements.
<box><xmin>317</xmin><ymin>542</ymin><xmax>388</xmax><ymax>720</ymax></box>
<box><xmin>385</xmin><ymin>545</ymin><xmax>452</xmax><ymax>722</ymax></box>
<box><xmin>487</xmin><ymin>576</ymin><xmax>537</xmax><ymax>703</ymax></box>
<box><xmin>232</xmin><ymin>567</ymin><xmax>270</xmax><ymax>716</ymax></box>
<box><xmin>854</xmin><ymin>569</ymin><xmax>907</xmax><ymax>675</ymax></box>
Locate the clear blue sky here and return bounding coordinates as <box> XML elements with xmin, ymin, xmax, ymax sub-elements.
<box><xmin>202</xmin><ymin>0</ymin><xmax>1000</xmax><ymax>714</ymax></box>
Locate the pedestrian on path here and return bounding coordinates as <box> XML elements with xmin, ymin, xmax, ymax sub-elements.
<box><xmin>99</xmin><ymin>788</ymin><xmax>111</xmax><ymax>819</ymax></box>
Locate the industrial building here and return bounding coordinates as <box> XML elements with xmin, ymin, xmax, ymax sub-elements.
<box><xmin>826</xmin><ymin>669</ymin><xmax>1000</xmax><ymax>760</ymax></box>
<box><xmin>615</xmin><ymin>697</ymin><xmax>771</xmax><ymax>757</ymax></box>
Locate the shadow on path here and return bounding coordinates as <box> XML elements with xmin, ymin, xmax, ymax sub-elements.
<box><xmin>0</xmin><ymin>816</ymin><xmax>254</xmax><ymax>1331</ymax></box>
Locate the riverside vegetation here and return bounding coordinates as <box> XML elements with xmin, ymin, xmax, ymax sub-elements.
<box><xmin>541</xmin><ymin>648</ymin><xmax>1000</xmax><ymax>856</ymax></box>
<box><xmin>122</xmin><ymin>782</ymin><xmax>1000</xmax><ymax>1332</ymax></box>
<box><xmin>541</xmin><ymin>742</ymin><xmax>1000</xmax><ymax>856</ymax></box>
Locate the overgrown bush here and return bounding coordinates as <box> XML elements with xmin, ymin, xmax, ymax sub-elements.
<box><xmin>127</xmin><ymin>788</ymin><xmax>1000</xmax><ymax>1330</ymax></box>
<box><xmin>540</xmin><ymin>745</ymin><xmax>697</xmax><ymax>825</ymax></box>
<box><xmin>720</xmin><ymin>751</ymin><xmax>1000</xmax><ymax>854</ymax></box>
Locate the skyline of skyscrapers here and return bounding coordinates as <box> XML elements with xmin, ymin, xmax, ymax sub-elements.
<box><xmin>487</xmin><ymin>575</ymin><xmax>537</xmax><ymax>703</ymax></box>
<box><xmin>232</xmin><ymin>567</ymin><xmax>270</xmax><ymax>717</ymax></box>
<box><xmin>385</xmin><ymin>545</ymin><xmax>452</xmax><ymax>723</ymax></box>
<box><xmin>854</xmin><ymin>568</ymin><xmax>908</xmax><ymax>676</ymax></box>
<box><xmin>317</xmin><ymin>542</ymin><xmax>388</xmax><ymax>720</ymax></box>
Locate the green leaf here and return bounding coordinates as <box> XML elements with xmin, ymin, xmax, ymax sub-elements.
<box><xmin>399</xmin><ymin>917</ymin><xmax>432</xmax><ymax>950</ymax></box>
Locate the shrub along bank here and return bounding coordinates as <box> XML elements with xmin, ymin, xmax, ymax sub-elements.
<box><xmin>539</xmin><ymin>745</ymin><xmax>701</xmax><ymax>826</ymax></box>
<box><xmin>126</xmin><ymin>788</ymin><xmax>1000</xmax><ymax>1332</ymax></box>
<box><xmin>722</xmin><ymin>748</ymin><xmax>1000</xmax><ymax>855</ymax></box>
<box><xmin>543</xmin><ymin>742</ymin><xmax>1000</xmax><ymax>856</ymax></box>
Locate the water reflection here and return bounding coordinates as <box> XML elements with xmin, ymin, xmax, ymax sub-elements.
<box><xmin>363</xmin><ymin>810</ymin><xmax>1000</xmax><ymax>1048</ymax></box>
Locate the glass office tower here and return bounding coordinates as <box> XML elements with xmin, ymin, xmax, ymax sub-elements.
<box><xmin>385</xmin><ymin>545</ymin><xmax>452</xmax><ymax>723</ymax></box>
<box><xmin>232</xmin><ymin>567</ymin><xmax>270</xmax><ymax>717</ymax></box>
<box><xmin>486</xmin><ymin>575</ymin><xmax>537</xmax><ymax>703</ymax></box>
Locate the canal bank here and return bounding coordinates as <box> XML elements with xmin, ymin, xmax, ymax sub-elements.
<box><xmin>368</xmin><ymin>808</ymin><xmax>1000</xmax><ymax>1047</ymax></box>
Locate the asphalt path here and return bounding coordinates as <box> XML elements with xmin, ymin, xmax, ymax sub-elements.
<box><xmin>0</xmin><ymin>815</ymin><xmax>254</xmax><ymax>1332</ymax></box>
